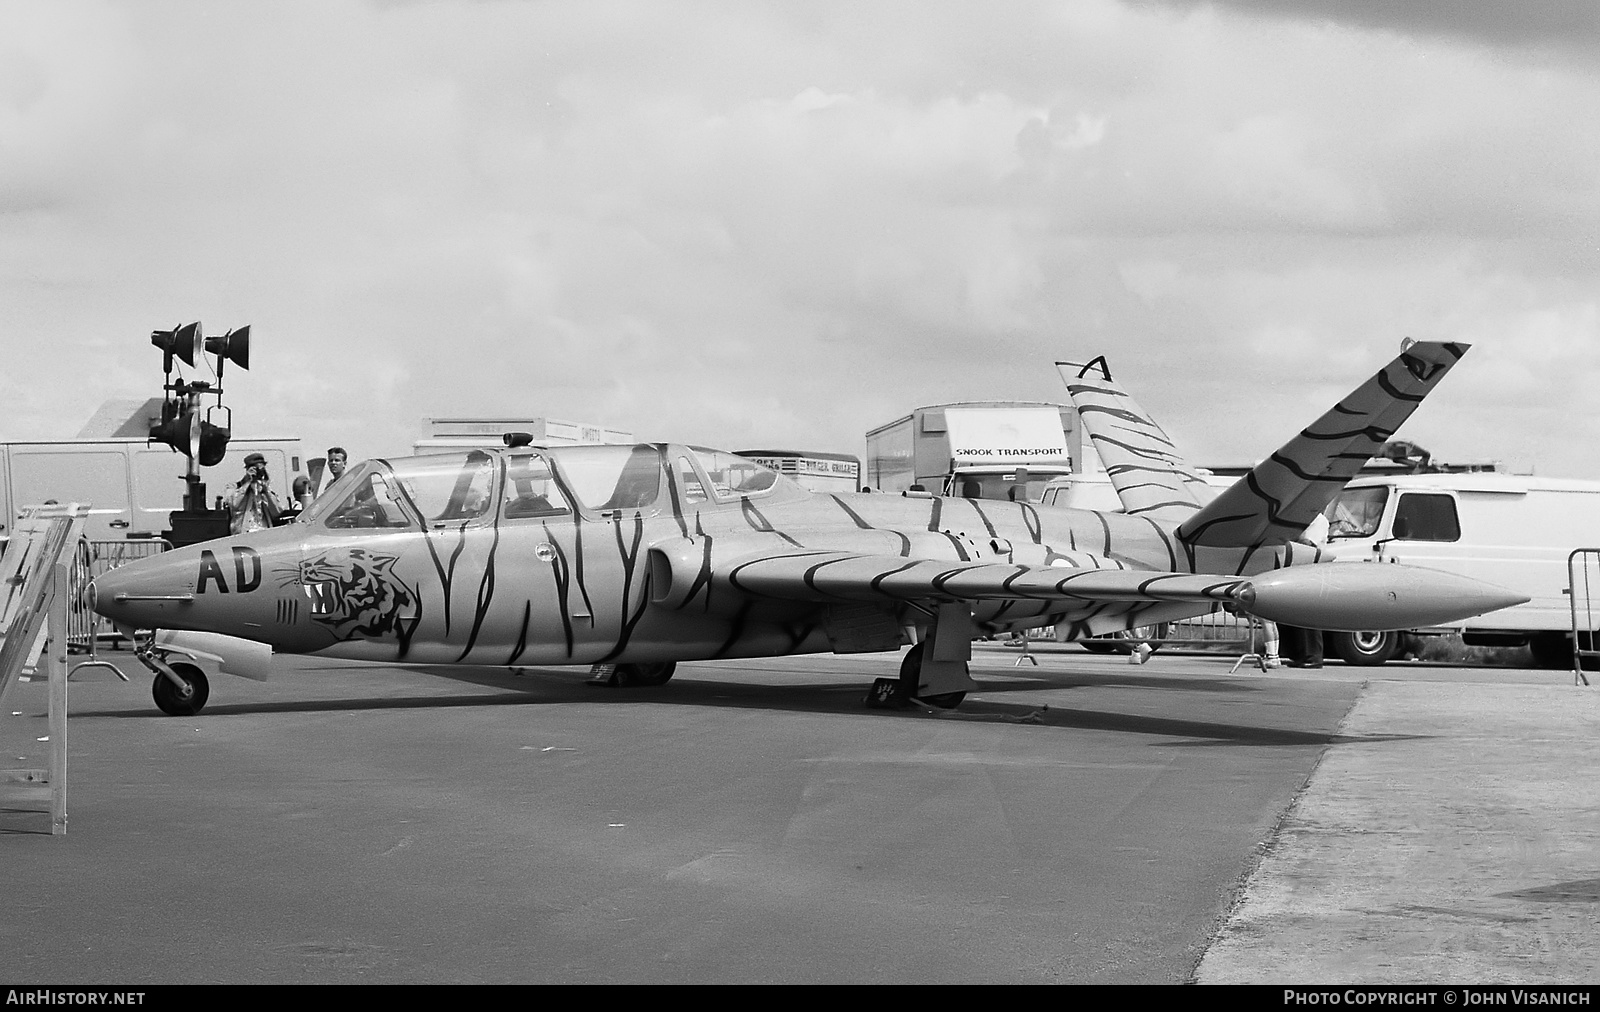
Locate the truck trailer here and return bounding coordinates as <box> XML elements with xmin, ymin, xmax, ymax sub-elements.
<box><xmin>865</xmin><ymin>402</ymin><xmax>1077</xmax><ymax>501</ymax></box>
<box><xmin>734</xmin><ymin>450</ymin><xmax>861</xmax><ymax>495</ymax></box>
<box><xmin>1320</xmin><ymin>471</ymin><xmax>1600</xmax><ymax>666</ymax></box>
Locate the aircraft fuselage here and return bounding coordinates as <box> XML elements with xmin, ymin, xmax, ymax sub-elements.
<box><xmin>91</xmin><ymin>444</ymin><xmax>1301</xmax><ymax>668</ymax></box>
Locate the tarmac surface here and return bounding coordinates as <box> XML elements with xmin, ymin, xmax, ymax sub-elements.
<box><xmin>0</xmin><ymin>641</ymin><xmax>1594</xmax><ymax>984</ymax></box>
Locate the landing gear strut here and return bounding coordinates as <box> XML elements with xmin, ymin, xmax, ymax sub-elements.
<box><xmin>866</xmin><ymin>603</ymin><xmax>979</xmax><ymax>710</ymax></box>
<box><xmin>899</xmin><ymin>643</ymin><xmax>966</xmax><ymax>709</ymax></box>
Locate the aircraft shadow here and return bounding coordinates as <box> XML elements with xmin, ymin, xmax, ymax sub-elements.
<box><xmin>970</xmin><ymin>667</ymin><xmax>1282</xmax><ymax>695</ymax></box>
<box><xmin>0</xmin><ymin>808</ymin><xmax>55</xmax><ymax>836</ymax></box>
<box><xmin>57</xmin><ymin>662</ymin><xmax>1421</xmax><ymax>749</ymax></box>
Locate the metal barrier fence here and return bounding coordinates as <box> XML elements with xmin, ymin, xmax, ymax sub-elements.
<box><xmin>1164</xmin><ymin>610</ymin><xmax>1267</xmax><ymax>653</ymax></box>
<box><xmin>1014</xmin><ymin>608</ymin><xmax>1267</xmax><ymax>655</ymax></box>
<box><xmin>1566</xmin><ymin>548</ymin><xmax>1598</xmax><ymax>687</ymax></box>
<box><xmin>66</xmin><ymin>538</ymin><xmax>172</xmax><ymax>657</ymax></box>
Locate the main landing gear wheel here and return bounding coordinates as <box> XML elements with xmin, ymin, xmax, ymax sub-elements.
<box><xmin>152</xmin><ymin>662</ymin><xmax>210</xmax><ymax>716</ymax></box>
<box><xmin>897</xmin><ymin>643</ymin><xmax>966</xmax><ymax>709</ymax></box>
<box><xmin>614</xmin><ymin>662</ymin><xmax>676</xmax><ymax>687</ymax></box>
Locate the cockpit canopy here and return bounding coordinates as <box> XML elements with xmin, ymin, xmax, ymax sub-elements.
<box><xmin>298</xmin><ymin>443</ymin><xmax>795</xmax><ymax>531</ymax></box>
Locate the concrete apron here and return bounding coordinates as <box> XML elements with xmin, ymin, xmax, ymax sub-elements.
<box><xmin>1198</xmin><ymin>680</ymin><xmax>1600</xmax><ymax>984</ymax></box>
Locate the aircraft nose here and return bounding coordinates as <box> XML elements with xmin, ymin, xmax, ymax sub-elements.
<box><xmin>91</xmin><ymin>548</ymin><xmax>201</xmax><ymax>629</ymax></box>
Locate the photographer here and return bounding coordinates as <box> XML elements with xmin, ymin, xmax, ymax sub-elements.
<box><xmin>224</xmin><ymin>452</ymin><xmax>283</xmax><ymax>535</ymax></box>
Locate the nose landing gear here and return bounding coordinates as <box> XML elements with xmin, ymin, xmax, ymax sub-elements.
<box><xmin>133</xmin><ymin>635</ymin><xmax>212</xmax><ymax>716</ymax></box>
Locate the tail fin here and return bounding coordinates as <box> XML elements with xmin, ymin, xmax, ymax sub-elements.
<box><xmin>1177</xmin><ymin>341</ymin><xmax>1469</xmax><ymax>549</ymax></box>
<box><xmin>1056</xmin><ymin>356</ymin><xmax>1214</xmax><ymax>522</ymax></box>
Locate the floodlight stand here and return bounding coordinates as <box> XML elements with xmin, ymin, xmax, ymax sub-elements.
<box><xmin>162</xmin><ymin>381</ymin><xmax>229</xmax><ymax>548</ymax></box>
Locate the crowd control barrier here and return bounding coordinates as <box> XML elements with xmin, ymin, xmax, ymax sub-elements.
<box><xmin>1566</xmin><ymin>549</ymin><xmax>1599</xmax><ymax>687</ymax></box>
<box><xmin>66</xmin><ymin>537</ymin><xmax>172</xmax><ymax>665</ymax></box>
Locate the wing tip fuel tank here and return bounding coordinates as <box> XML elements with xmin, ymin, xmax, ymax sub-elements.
<box><xmin>1238</xmin><ymin>563</ymin><xmax>1528</xmax><ymax>632</ymax></box>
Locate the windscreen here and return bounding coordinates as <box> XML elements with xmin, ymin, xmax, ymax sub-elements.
<box><xmin>1324</xmin><ymin>486</ymin><xmax>1389</xmax><ymax>539</ymax></box>
<box><xmin>315</xmin><ymin>466</ymin><xmax>415</xmax><ymax>530</ymax></box>
<box><xmin>301</xmin><ymin>453</ymin><xmax>501</xmax><ymax>531</ymax></box>
<box><xmin>391</xmin><ymin>452</ymin><xmax>497</xmax><ymax>526</ymax></box>
<box><xmin>688</xmin><ymin>447</ymin><xmax>779</xmax><ymax>501</ymax></box>
<box><xmin>550</xmin><ymin>445</ymin><xmax>666</xmax><ymax>512</ymax></box>
<box><xmin>501</xmin><ymin>453</ymin><xmax>572</xmax><ymax>519</ymax></box>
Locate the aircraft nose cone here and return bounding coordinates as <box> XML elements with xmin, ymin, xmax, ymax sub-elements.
<box><xmin>91</xmin><ymin>550</ymin><xmax>198</xmax><ymax>628</ymax></box>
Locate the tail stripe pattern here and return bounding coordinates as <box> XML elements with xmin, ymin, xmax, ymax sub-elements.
<box><xmin>1175</xmin><ymin>341</ymin><xmax>1467</xmax><ymax>549</ymax></box>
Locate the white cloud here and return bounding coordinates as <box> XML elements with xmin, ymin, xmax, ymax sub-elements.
<box><xmin>0</xmin><ymin>0</ymin><xmax>1595</xmax><ymax>480</ymax></box>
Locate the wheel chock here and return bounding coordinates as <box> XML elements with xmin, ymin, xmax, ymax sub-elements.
<box><xmin>864</xmin><ymin>677</ymin><xmax>909</xmax><ymax>709</ymax></box>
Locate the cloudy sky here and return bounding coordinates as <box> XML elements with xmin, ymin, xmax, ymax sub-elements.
<box><xmin>3</xmin><ymin>0</ymin><xmax>1597</xmax><ymax>477</ymax></box>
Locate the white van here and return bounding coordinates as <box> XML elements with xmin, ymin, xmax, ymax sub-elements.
<box><xmin>1320</xmin><ymin>472</ymin><xmax>1600</xmax><ymax>665</ymax></box>
<box><xmin>1037</xmin><ymin>472</ymin><xmax>1125</xmax><ymax>512</ymax></box>
<box><xmin>1037</xmin><ymin>470</ymin><xmax>1225</xmax><ymax>511</ymax></box>
<box><xmin>0</xmin><ymin>438</ymin><xmax>304</xmax><ymax>543</ymax></box>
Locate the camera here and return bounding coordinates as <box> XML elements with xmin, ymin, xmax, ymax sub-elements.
<box><xmin>239</xmin><ymin>461</ymin><xmax>269</xmax><ymax>488</ymax></box>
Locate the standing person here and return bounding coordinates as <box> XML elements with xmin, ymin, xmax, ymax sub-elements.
<box><xmin>312</xmin><ymin>446</ymin><xmax>349</xmax><ymax>502</ymax></box>
<box><xmin>224</xmin><ymin>452</ymin><xmax>282</xmax><ymax>534</ymax></box>
<box><xmin>325</xmin><ymin>446</ymin><xmax>348</xmax><ymax>484</ymax></box>
<box><xmin>323</xmin><ymin>446</ymin><xmax>349</xmax><ymax>491</ymax></box>
<box><xmin>1281</xmin><ymin>513</ymin><xmax>1330</xmax><ymax>668</ymax></box>
<box><xmin>1257</xmin><ymin>620</ymin><xmax>1283</xmax><ymax>669</ymax></box>
<box><xmin>1280</xmin><ymin>623</ymin><xmax>1323</xmax><ymax>669</ymax></box>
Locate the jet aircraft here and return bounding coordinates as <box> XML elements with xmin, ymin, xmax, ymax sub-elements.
<box><xmin>92</xmin><ymin>341</ymin><xmax>1524</xmax><ymax>715</ymax></box>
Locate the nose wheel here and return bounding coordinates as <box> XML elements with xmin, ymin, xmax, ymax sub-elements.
<box><xmin>133</xmin><ymin>635</ymin><xmax>213</xmax><ymax>716</ymax></box>
<box><xmin>151</xmin><ymin>661</ymin><xmax>210</xmax><ymax>716</ymax></box>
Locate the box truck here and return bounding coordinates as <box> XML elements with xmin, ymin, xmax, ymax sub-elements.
<box><xmin>1319</xmin><ymin>472</ymin><xmax>1600</xmax><ymax>665</ymax></box>
<box><xmin>865</xmin><ymin>402</ymin><xmax>1077</xmax><ymax>501</ymax></box>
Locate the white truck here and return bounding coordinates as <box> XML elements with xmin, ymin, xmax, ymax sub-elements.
<box><xmin>413</xmin><ymin>416</ymin><xmax>632</xmax><ymax>455</ymax></box>
<box><xmin>865</xmin><ymin>402</ymin><xmax>1077</xmax><ymax>501</ymax></box>
<box><xmin>0</xmin><ymin>437</ymin><xmax>305</xmax><ymax>544</ymax></box>
<box><xmin>1319</xmin><ymin>472</ymin><xmax>1600</xmax><ymax>666</ymax></box>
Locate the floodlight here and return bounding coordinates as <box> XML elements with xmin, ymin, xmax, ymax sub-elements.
<box><xmin>151</xmin><ymin>321</ymin><xmax>202</xmax><ymax>371</ymax></box>
<box><xmin>196</xmin><ymin>420</ymin><xmax>231</xmax><ymax>467</ymax></box>
<box><xmin>149</xmin><ymin>404</ymin><xmax>199</xmax><ymax>459</ymax></box>
<box><xmin>204</xmin><ymin>325</ymin><xmax>250</xmax><ymax>375</ymax></box>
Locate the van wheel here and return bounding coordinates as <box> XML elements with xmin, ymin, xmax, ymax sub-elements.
<box><xmin>1329</xmin><ymin>630</ymin><xmax>1401</xmax><ymax>666</ymax></box>
<box><xmin>1532</xmin><ymin>632</ymin><xmax>1600</xmax><ymax>670</ymax></box>
<box><xmin>1529</xmin><ymin>633</ymin><xmax>1571</xmax><ymax>669</ymax></box>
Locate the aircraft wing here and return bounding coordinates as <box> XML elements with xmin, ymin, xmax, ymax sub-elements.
<box><xmin>1055</xmin><ymin>357</ymin><xmax>1214</xmax><ymax>522</ymax></box>
<box><xmin>713</xmin><ymin>550</ymin><xmax>1246</xmax><ymax>607</ymax></box>
<box><xmin>694</xmin><ymin>548</ymin><xmax>1525</xmax><ymax>633</ymax></box>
